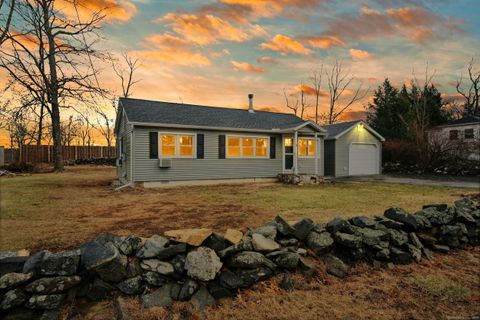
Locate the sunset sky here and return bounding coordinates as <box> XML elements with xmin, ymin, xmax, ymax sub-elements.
<box><xmin>1</xmin><ymin>0</ymin><xmax>480</xmax><ymax>146</ymax></box>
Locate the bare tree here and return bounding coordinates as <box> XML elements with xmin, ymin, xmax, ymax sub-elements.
<box><xmin>299</xmin><ymin>82</ymin><xmax>310</xmax><ymax>119</ymax></box>
<box><xmin>76</xmin><ymin>116</ymin><xmax>93</xmax><ymax>146</ymax></box>
<box><xmin>325</xmin><ymin>60</ymin><xmax>368</xmax><ymax>124</ymax></box>
<box><xmin>456</xmin><ymin>58</ymin><xmax>480</xmax><ymax>116</ymax></box>
<box><xmin>0</xmin><ymin>0</ymin><xmax>15</xmax><ymax>45</ymax></box>
<box><xmin>60</xmin><ymin>115</ymin><xmax>77</xmax><ymax>147</ymax></box>
<box><xmin>112</xmin><ymin>52</ymin><xmax>140</xmax><ymax>99</ymax></box>
<box><xmin>311</xmin><ymin>66</ymin><xmax>323</xmax><ymax>124</ymax></box>
<box><xmin>283</xmin><ymin>88</ymin><xmax>299</xmax><ymax>116</ymax></box>
<box><xmin>0</xmin><ymin>0</ymin><xmax>107</xmax><ymax>171</ymax></box>
<box><xmin>95</xmin><ymin>102</ymin><xmax>114</xmax><ymax>147</ymax></box>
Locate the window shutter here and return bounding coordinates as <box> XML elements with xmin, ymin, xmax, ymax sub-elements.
<box><xmin>218</xmin><ymin>135</ymin><xmax>226</xmax><ymax>159</ymax></box>
<box><xmin>197</xmin><ymin>134</ymin><xmax>204</xmax><ymax>159</ymax></box>
<box><xmin>149</xmin><ymin>132</ymin><xmax>158</xmax><ymax>159</ymax></box>
<box><xmin>270</xmin><ymin>136</ymin><xmax>276</xmax><ymax>159</ymax></box>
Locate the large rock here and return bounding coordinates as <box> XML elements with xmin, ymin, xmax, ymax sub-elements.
<box><xmin>437</xmin><ymin>224</ymin><xmax>468</xmax><ymax>248</ymax></box>
<box><xmin>249</xmin><ymin>224</ymin><xmax>277</xmax><ymax>240</ymax></box>
<box><xmin>384</xmin><ymin>208</ymin><xmax>427</xmax><ymax>231</ymax></box>
<box><xmin>135</xmin><ymin>236</ymin><xmax>169</xmax><ymax>259</ymax></box>
<box><xmin>117</xmin><ymin>276</ymin><xmax>144</xmax><ymax>295</ymax></box>
<box><xmin>1</xmin><ymin>257</ymin><xmax>29</xmax><ymax>277</ymax></box>
<box><xmin>156</xmin><ymin>244</ymin><xmax>187</xmax><ymax>260</ymax></box>
<box><xmin>141</xmin><ymin>284</ymin><xmax>173</xmax><ymax>308</ymax></box>
<box><xmin>25</xmin><ymin>276</ymin><xmax>81</xmax><ymax>294</ymax></box>
<box><xmin>374</xmin><ymin>216</ymin><xmax>405</xmax><ymax>230</ymax></box>
<box><xmin>224</xmin><ymin>229</ymin><xmax>244</xmax><ymax>244</ymax></box>
<box><xmin>455</xmin><ymin>207</ymin><xmax>476</xmax><ymax>223</ymax></box>
<box><xmin>390</xmin><ymin>247</ymin><xmax>412</xmax><ymax>265</ymax></box>
<box><xmin>118</xmin><ymin>236</ymin><xmax>144</xmax><ymax>256</ymax></box>
<box><xmin>306</xmin><ymin>231</ymin><xmax>334</xmax><ymax>255</ymax></box>
<box><xmin>142</xmin><ymin>272</ymin><xmax>167</xmax><ymax>287</ymax></box>
<box><xmin>93</xmin><ymin>244</ymin><xmax>128</xmax><ymax>283</ymax></box>
<box><xmin>207</xmin><ymin>281</ymin><xmax>235</xmax><ymax>299</ymax></box>
<box><xmin>326</xmin><ymin>218</ymin><xmax>351</xmax><ymax>234</ymax></box>
<box><xmin>417</xmin><ymin>207</ymin><xmax>454</xmax><ymax>225</ymax></box>
<box><xmin>25</xmin><ymin>294</ymin><xmax>65</xmax><ymax>310</ymax></box>
<box><xmin>140</xmin><ymin>260</ymin><xmax>175</xmax><ymax>275</ymax></box>
<box><xmin>266</xmin><ymin>251</ymin><xmax>300</xmax><ymax>269</ymax></box>
<box><xmin>423</xmin><ymin>204</ymin><xmax>448</xmax><ymax>211</ymax></box>
<box><xmin>219</xmin><ymin>270</ymin><xmax>243</xmax><ymax>289</ymax></box>
<box><xmin>178</xmin><ymin>279</ymin><xmax>199</xmax><ymax>301</ymax></box>
<box><xmin>185</xmin><ymin>247</ymin><xmax>222</xmax><ymax>281</ymax></box>
<box><xmin>170</xmin><ymin>254</ymin><xmax>186</xmax><ymax>275</ymax></box>
<box><xmin>191</xmin><ymin>286</ymin><xmax>215</xmax><ymax>311</ymax></box>
<box><xmin>227</xmin><ymin>251</ymin><xmax>276</xmax><ymax>270</ymax></box>
<box><xmin>0</xmin><ymin>288</ymin><xmax>29</xmax><ymax>310</ymax></box>
<box><xmin>291</xmin><ymin>218</ymin><xmax>315</xmax><ymax>240</ymax></box>
<box><xmin>334</xmin><ymin>232</ymin><xmax>362</xmax><ymax>248</ymax></box>
<box><xmin>39</xmin><ymin>250</ymin><xmax>80</xmax><ymax>276</ymax></box>
<box><xmin>251</xmin><ymin>234</ymin><xmax>280</xmax><ymax>252</ymax></box>
<box><xmin>83</xmin><ymin>278</ymin><xmax>116</xmax><ymax>301</ymax></box>
<box><xmin>355</xmin><ymin>228</ymin><xmax>389</xmax><ymax>246</ymax></box>
<box><xmin>218</xmin><ymin>237</ymin><xmax>253</xmax><ymax>258</ymax></box>
<box><xmin>274</xmin><ymin>215</ymin><xmax>295</xmax><ymax>236</ymax></box>
<box><xmin>202</xmin><ymin>233</ymin><xmax>227</xmax><ymax>253</ymax></box>
<box><xmin>324</xmin><ymin>255</ymin><xmax>349</xmax><ymax>278</ymax></box>
<box><xmin>0</xmin><ymin>272</ymin><xmax>33</xmax><ymax>290</ymax></box>
<box><xmin>350</xmin><ymin>216</ymin><xmax>377</xmax><ymax>228</ymax></box>
<box><xmin>236</xmin><ymin>267</ymin><xmax>273</xmax><ymax>288</ymax></box>
<box><xmin>80</xmin><ymin>241</ymin><xmax>115</xmax><ymax>270</ymax></box>
<box><xmin>388</xmin><ymin>229</ymin><xmax>409</xmax><ymax>247</ymax></box>
<box><xmin>164</xmin><ymin>229</ymin><xmax>212</xmax><ymax>246</ymax></box>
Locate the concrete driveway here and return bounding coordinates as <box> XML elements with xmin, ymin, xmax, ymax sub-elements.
<box><xmin>334</xmin><ymin>174</ymin><xmax>480</xmax><ymax>189</ymax></box>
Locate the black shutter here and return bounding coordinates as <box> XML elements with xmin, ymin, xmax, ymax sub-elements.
<box><xmin>149</xmin><ymin>132</ymin><xmax>158</xmax><ymax>159</ymax></box>
<box><xmin>270</xmin><ymin>136</ymin><xmax>276</xmax><ymax>159</ymax></box>
<box><xmin>197</xmin><ymin>134</ymin><xmax>204</xmax><ymax>159</ymax></box>
<box><xmin>218</xmin><ymin>135</ymin><xmax>226</xmax><ymax>159</ymax></box>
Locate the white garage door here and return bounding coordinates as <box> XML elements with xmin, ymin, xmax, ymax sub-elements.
<box><xmin>349</xmin><ymin>144</ymin><xmax>379</xmax><ymax>176</ymax></box>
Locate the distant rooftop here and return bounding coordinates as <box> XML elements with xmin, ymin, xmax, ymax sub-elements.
<box><xmin>120</xmin><ymin>97</ymin><xmax>307</xmax><ymax>131</ymax></box>
<box><xmin>443</xmin><ymin>115</ymin><xmax>480</xmax><ymax>126</ymax></box>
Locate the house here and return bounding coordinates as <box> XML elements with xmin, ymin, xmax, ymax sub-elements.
<box><xmin>427</xmin><ymin>116</ymin><xmax>480</xmax><ymax>161</ymax></box>
<box><xmin>324</xmin><ymin>120</ymin><xmax>385</xmax><ymax>177</ymax></box>
<box><xmin>114</xmin><ymin>96</ymin><xmax>327</xmax><ymax>187</ymax></box>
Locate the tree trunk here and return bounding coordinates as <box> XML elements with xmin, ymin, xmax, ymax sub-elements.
<box><xmin>51</xmin><ymin>103</ymin><xmax>63</xmax><ymax>171</ymax></box>
<box><xmin>37</xmin><ymin>103</ymin><xmax>44</xmax><ymax>145</ymax></box>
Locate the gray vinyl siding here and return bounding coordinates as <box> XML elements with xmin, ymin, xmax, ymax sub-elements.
<box><xmin>324</xmin><ymin>140</ymin><xmax>335</xmax><ymax>176</ymax></box>
<box><xmin>334</xmin><ymin>127</ymin><xmax>382</xmax><ymax>177</ymax></box>
<box><xmin>116</xmin><ymin>111</ymin><xmax>131</xmax><ymax>184</ymax></box>
<box><xmin>132</xmin><ymin>127</ymin><xmax>284</xmax><ymax>182</ymax></box>
<box><xmin>297</xmin><ymin>137</ymin><xmax>324</xmax><ymax>175</ymax></box>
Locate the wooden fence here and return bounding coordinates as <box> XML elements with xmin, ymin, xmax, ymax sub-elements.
<box><xmin>19</xmin><ymin>145</ymin><xmax>116</xmax><ymax>163</ymax></box>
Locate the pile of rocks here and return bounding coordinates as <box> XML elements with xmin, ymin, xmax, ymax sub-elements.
<box><xmin>0</xmin><ymin>198</ymin><xmax>478</xmax><ymax>319</ymax></box>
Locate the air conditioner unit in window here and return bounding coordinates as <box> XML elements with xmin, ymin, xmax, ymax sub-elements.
<box><xmin>158</xmin><ymin>158</ymin><xmax>172</xmax><ymax>168</ymax></box>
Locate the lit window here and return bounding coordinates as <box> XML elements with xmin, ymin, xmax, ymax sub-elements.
<box><xmin>161</xmin><ymin>135</ymin><xmax>176</xmax><ymax>156</ymax></box>
<box><xmin>298</xmin><ymin>138</ymin><xmax>316</xmax><ymax>157</ymax></box>
<box><xmin>256</xmin><ymin>138</ymin><xmax>267</xmax><ymax>157</ymax></box>
<box><xmin>227</xmin><ymin>136</ymin><xmax>269</xmax><ymax>158</ymax></box>
<box><xmin>160</xmin><ymin>133</ymin><xmax>195</xmax><ymax>157</ymax></box>
<box><xmin>179</xmin><ymin>135</ymin><xmax>193</xmax><ymax>156</ymax></box>
<box><xmin>227</xmin><ymin>137</ymin><xmax>240</xmax><ymax>157</ymax></box>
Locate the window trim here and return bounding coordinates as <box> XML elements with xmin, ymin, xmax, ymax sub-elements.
<box><xmin>226</xmin><ymin>134</ymin><xmax>270</xmax><ymax>159</ymax></box>
<box><xmin>298</xmin><ymin>137</ymin><xmax>318</xmax><ymax>158</ymax></box>
<box><xmin>449</xmin><ymin>130</ymin><xmax>459</xmax><ymax>141</ymax></box>
<box><xmin>158</xmin><ymin>132</ymin><xmax>197</xmax><ymax>158</ymax></box>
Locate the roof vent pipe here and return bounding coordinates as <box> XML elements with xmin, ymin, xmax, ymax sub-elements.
<box><xmin>248</xmin><ymin>94</ymin><xmax>254</xmax><ymax>113</ymax></box>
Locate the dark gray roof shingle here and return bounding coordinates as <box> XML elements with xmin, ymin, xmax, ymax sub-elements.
<box><xmin>324</xmin><ymin>120</ymin><xmax>362</xmax><ymax>139</ymax></box>
<box><xmin>444</xmin><ymin>115</ymin><xmax>480</xmax><ymax>126</ymax></box>
<box><xmin>120</xmin><ymin>98</ymin><xmax>306</xmax><ymax>131</ymax></box>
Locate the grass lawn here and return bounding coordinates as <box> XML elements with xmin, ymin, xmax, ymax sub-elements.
<box><xmin>0</xmin><ymin>165</ymin><xmax>476</xmax><ymax>251</ymax></box>
<box><xmin>1</xmin><ymin>165</ymin><xmax>479</xmax><ymax>319</ymax></box>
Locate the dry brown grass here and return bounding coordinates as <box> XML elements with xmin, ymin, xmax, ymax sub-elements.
<box><xmin>0</xmin><ymin>165</ymin><xmax>475</xmax><ymax>251</ymax></box>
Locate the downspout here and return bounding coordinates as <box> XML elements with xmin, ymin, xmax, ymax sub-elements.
<box><xmin>314</xmin><ymin>132</ymin><xmax>318</xmax><ymax>175</ymax></box>
<box><xmin>114</xmin><ymin>123</ymin><xmax>135</xmax><ymax>191</ymax></box>
<box><xmin>294</xmin><ymin>130</ymin><xmax>298</xmax><ymax>175</ymax></box>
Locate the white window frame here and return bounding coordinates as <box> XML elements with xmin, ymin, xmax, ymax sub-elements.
<box><xmin>158</xmin><ymin>132</ymin><xmax>196</xmax><ymax>158</ymax></box>
<box><xmin>226</xmin><ymin>134</ymin><xmax>270</xmax><ymax>159</ymax></box>
<box><xmin>298</xmin><ymin>137</ymin><xmax>317</xmax><ymax>158</ymax></box>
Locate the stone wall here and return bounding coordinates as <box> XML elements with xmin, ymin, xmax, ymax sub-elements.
<box><xmin>0</xmin><ymin>198</ymin><xmax>479</xmax><ymax>319</ymax></box>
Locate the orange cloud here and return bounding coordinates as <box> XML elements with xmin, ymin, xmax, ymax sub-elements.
<box><xmin>231</xmin><ymin>60</ymin><xmax>266</xmax><ymax>73</ymax></box>
<box><xmin>349</xmin><ymin>48</ymin><xmax>371</xmax><ymax>59</ymax></box>
<box><xmin>219</xmin><ymin>0</ymin><xmax>320</xmax><ymax>18</ymax></box>
<box><xmin>306</xmin><ymin>35</ymin><xmax>344</xmax><ymax>48</ymax></box>
<box><xmin>157</xmin><ymin>13</ymin><xmax>260</xmax><ymax>45</ymax></box>
<box><xmin>295</xmin><ymin>84</ymin><xmax>329</xmax><ymax>97</ymax></box>
<box><xmin>56</xmin><ymin>0</ymin><xmax>137</xmax><ymax>23</ymax></box>
<box><xmin>138</xmin><ymin>34</ymin><xmax>210</xmax><ymax>67</ymax></box>
<box><xmin>257</xmin><ymin>56</ymin><xmax>279</xmax><ymax>64</ymax></box>
<box><xmin>260</xmin><ymin>34</ymin><xmax>312</xmax><ymax>55</ymax></box>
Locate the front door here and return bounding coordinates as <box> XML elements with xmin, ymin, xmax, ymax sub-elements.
<box><xmin>284</xmin><ymin>137</ymin><xmax>294</xmax><ymax>171</ymax></box>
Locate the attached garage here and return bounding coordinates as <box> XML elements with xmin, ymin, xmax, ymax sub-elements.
<box><xmin>324</xmin><ymin>121</ymin><xmax>385</xmax><ymax>177</ymax></box>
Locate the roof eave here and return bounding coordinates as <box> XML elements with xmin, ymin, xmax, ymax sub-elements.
<box><xmin>327</xmin><ymin>120</ymin><xmax>386</xmax><ymax>142</ymax></box>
